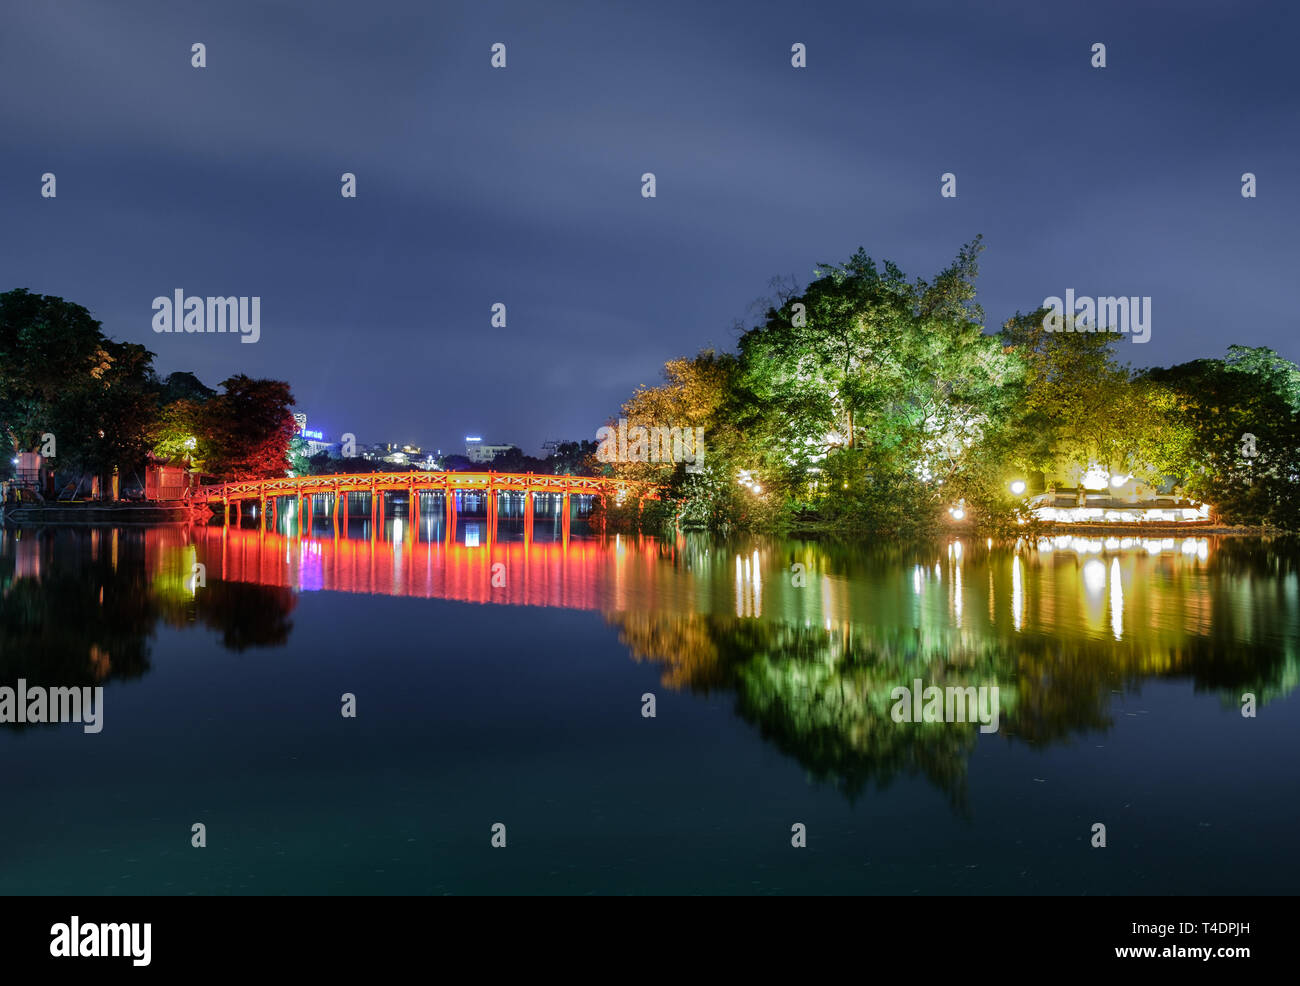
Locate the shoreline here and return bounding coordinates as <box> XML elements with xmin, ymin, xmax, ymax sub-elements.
<box><xmin>1</xmin><ymin>502</ymin><xmax>213</xmax><ymax>526</ymax></box>
<box><xmin>1</xmin><ymin>505</ymin><xmax>1289</xmax><ymax>539</ymax></box>
<box><xmin>769</xmin><ymin>521</ymin><xmax>1285</xmax><ymax>539</ymax></box>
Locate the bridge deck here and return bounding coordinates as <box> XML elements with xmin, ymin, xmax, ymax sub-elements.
<box><xmin>198</xmin><ymin>471</ymin><xmax>658</xmax><ymax>502</ymax></box>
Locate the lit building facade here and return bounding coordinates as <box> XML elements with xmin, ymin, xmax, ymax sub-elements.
<box><xmin>465</xmin><ymin>436</ymin><xmax>515</xmax><ymax>463</ymax></box>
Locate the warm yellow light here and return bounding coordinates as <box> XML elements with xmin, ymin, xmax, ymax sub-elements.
<box><xmin>1010</xmin><ymin>480</ymin><xmax>1026</xmax><ymax>495</ymax></box>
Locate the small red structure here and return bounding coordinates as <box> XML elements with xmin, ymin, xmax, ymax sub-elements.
<box><xmin>145</xmin><ymin>462</ymin><xmax>198</xmax><ymax>500</ymax></box>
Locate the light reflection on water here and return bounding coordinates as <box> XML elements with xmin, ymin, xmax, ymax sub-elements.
<box><xmin>2</xmin><ymin>523</ymin><xmax>1299</xmax><ymax>893</ymax></box>
<box><xmin>2</xmin><ymin>523</ymin><xmax>1298</xmax><ymax>811</ymax></box>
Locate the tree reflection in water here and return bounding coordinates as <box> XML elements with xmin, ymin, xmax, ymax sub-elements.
<box><xmin>2</xmin><ymin>524</ymin><xmax>1294</xmax><ymax>814</ymax></box>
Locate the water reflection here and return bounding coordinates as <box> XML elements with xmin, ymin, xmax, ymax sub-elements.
<box><xmin>3</xmin><ymin>525</ymin><xmax>1296</xmax><ymax>811</ymax></box>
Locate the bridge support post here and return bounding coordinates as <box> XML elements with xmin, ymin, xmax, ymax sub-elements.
<box><xmin>221</xmin><ymin>497</ymin><xmax>229</xmax><ymax>526</ymax></box>
<box><xmin>487</xmin><ymin>486</ymin><xmax>498</xmax><ymax>543</ymax></box>
<box><xmin>444</xmin><ymin>488</ymin><xmax>457</xmax><ymax>544</ymax></box>
<box><xmin>409</xmin><ymin>482</ymin><xmax>419</xmax><ymax>539</ymax></box>
<box><xmin>260</xmin><ymin>496</ymin><xmax>267</xmax><ymax>531</ymax></box>
<box><xmin>562</xmin><ymin>491</ymin><xmax>571</xmax><ymax>544</ymax></box>
<box><xmin>340</xmin><ymin>491</ymin><xmax>349</xmax><ymax>528</ymax></box>
<box><xmin>297</xmin><ymin>493</ymin><xmax>305</xmax><ymax>536</ymax></box>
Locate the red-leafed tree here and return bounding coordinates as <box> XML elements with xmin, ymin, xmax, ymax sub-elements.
<box><xmin>201</xmin><ymin>375</ymin><xmax>297</xmax><ymax>481</ymax></box>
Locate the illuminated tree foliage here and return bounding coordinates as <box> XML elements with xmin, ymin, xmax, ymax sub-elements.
<box><xmin>1143</xmin><ymin>347</ymin><xmax>1300</xmax><ymax>526</ymax></box>
<box><xmin>199</xmin><ymin>375</ymin><xmax>298</xmax><ymax>481</ymax></box>
<box><xmin>610</xmin><ymin>241</ymin><xmax>1300</xmax><ymax>533</ymax></box>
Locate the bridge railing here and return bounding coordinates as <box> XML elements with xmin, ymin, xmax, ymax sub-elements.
<box><xmin>196</xmin><ymin>470</ymin><xmax>660</xmax><ymax>502</ymax></box>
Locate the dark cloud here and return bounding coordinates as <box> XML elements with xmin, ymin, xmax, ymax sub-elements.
<box><xmin>2</xmin><ymin>0</ymin><xmax>1295</xmax><ymax>454</ymax></box>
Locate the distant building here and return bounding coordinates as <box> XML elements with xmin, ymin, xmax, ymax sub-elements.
<box><xmin>465</xmin><ymin>436</ymin><xmax>515</xmax><ymax>463</ymax></box>
<box><xmin>379</xmin><ymin>443</ymin><xmax>422</xmax><ymax>465</ymax></box>
<box><xmin>294</xmin><ymin>412</ymin><xmax>333</xmax><ymax>457</ymax></box>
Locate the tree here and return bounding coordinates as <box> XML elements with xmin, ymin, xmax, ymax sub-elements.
<box><xmin>486</xmin><ymin>446</ymin><xmax>550</xmax><ymax>473</ymax></box>
<box><xmin>0</xmin><ymin>289</ymin><xmax>159</xmax><ymax>485</ymax></box>
<box><xmin>607</xmin><ymin>350</ymin><xmax>767</xmax><ymax>528</ymax></box>
<box><xmin>287</xmin><ymin>436</ymin><xmax>312</xmax><ymax>476</ymax></box>
<box><xmin>999</xmin><ymin>308</ymin><xmax>1156</xmax><ymax>494</ymax></box>
<box><xmin>200</xmin><ymin>376</ymin><xmax>297</xmax><ymax>481</ymax></box>
<box><xmin>734</xmin><ymin>238</ymin><xmax>1020</xmax><ymax>530</ymax></box>
<box><xmin>547</xmin><ymin>440</ymin><xmax>600</xmax><ymax>476</ymax></box>
<box><xmin>1143</xmin><ymin>348</ymin><xmax>1300</xmax><ymax>526</ymax></box>
<box><xmin>158</xmin><ymin>371</ymin><xmax>216</xmax><ymax>405</ymax></box>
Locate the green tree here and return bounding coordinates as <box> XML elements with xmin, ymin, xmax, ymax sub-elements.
<box><xmin>1143</xmin><ymin>348</ymin><xmax>1300</xmax><ymax>526</ymax></box>
<box><xmin>736</xmin><ymin>239</ymin><xmax>1020</xmax><ymax>530</ymax></box>
<box><xmin>0</xmin><ymin>289</ymin><xmax>159</xmax><ymax>485</ymax></box>
<box><xmin>999</xmin><ymin>309</ymin><xmax>1155</xmax><ymax>495</ymax></box>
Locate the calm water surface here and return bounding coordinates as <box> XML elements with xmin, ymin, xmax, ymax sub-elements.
<box><xmin>2</xmin><ymin>512</ymin><xmax>1298</xmax><ymax>895</ymax></box>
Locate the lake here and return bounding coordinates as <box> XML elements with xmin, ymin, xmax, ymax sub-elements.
<box><xmin>2</xmin><ymin>514</ymin><xmax>1297</xmax><ymax>895</ymax></box>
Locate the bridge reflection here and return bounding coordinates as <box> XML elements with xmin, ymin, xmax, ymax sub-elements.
<box><xmin>6</xmin><ymin>525</ymin><xmax>1297</xmax><ymax>809</ymax></box>
<box><xmin>195</xmin><ymin>524</ymin><xmax>673</xmax><ymax>612</ymax></box>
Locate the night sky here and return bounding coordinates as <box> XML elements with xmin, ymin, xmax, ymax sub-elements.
<box><xmin>3</xmin><ymin>0</ymin><xmax>1296</xmax><ymax>455</ymax></box>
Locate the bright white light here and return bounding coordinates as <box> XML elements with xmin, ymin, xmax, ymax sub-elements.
<box><xmin>1012</xmin><ymin>555</ymin><xmax>1023</xmax><ymax>631</ymax></box>
<box><xmin>1110</xmin><ymin>473</ymin><xmax>1129</xmax><ymax>488</ymax></box>
<box><xmin>1082</xmin><ymin>464</ymin><xmax>1110</xmax><ymax>490</ymax></box>
<box><xmin>1083</xmin><ymin>558</ymin><xmax>1106</xmax><ymax>595</ymax></box>
<box><xmin>1109</xmin><ymin>558</ymin><xmax>1124</xmax><ymax>640</ymax></box>
<box><xmin>1010</xmin><ymin>480</ymin><xmax>1026</xmax><ymax>496</ymax></box>
<box><xmin>949</xmin><ymin>507</ymin><xmax>965</xmax><ymax>520</ymax></box>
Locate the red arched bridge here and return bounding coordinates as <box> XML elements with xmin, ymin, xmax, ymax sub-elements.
<box><xmin>196</xmin><ymin>471</ymin><xmax>661</xmax><ymax>539</ymax></box>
